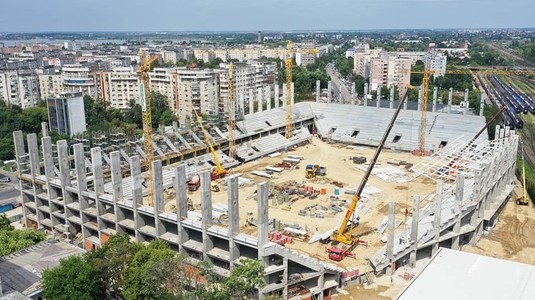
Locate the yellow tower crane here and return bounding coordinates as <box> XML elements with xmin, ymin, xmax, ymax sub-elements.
<box><xmin>407</xmin><ymin>67</ymin><xmax>535</xmax><ymax>154</ymax></box>
<box><xmin>283</xmin><ymin>41</ymin><xmax>319</xmax><ymax>138</ymax></box>
<box><xmin>138</xmin><ymin>50</ymin><xmax>159</xmax><ymax>206</ymax></box>
<box><xmin>228</xmin><ymin>63</ymin><xmax>236</xmax><ymax>159</ymax></box>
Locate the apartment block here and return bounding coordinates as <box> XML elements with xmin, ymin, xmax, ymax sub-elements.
<box><xmin>105</xmin><ymin>67</ymin><xmax>140</xmax><ymax>109</ymax></box>
<box><xmin>175</xmin><ymin>68</ymin><xmax>219</xmax><ymax>125</ymax></box>
<box><xmin>369</xmin><ymin>56</ymin><xmax>412</xmax><ymax>96</ymax></box>
<box><xmin>46</xmin><ymin>92</ymin><xmax>86</xmax><ymax>136</ymax></box>
<box><xmin>425</xmin><ymin>51</ymin><xmax>447</xmax><ymax>78</ymax></box>
<box><xmin>160</xmin><ymin>51</ymin><xmax>177</xmax><ymax>64</ymax></box>
<box><xmin>0</xmin><ymin>70</ymin><xmax>41</xmax><ymax>108</ymax></box>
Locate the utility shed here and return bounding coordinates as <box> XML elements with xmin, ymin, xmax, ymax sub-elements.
<box><xmin>396</xmin><ymin>248</ymin><xmax>535</xmax><ymax>300</ymax></box>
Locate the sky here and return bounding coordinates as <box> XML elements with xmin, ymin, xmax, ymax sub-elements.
<box><xmin>1</xmin><ymin>0</ymin><xmax>534</xmax><ymax>32</ymax></box>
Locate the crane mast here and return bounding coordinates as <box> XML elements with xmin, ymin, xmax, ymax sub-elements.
<box><xmin>138</xmin><ymin>50</ymin><xmax>159</xmax><ymax>206</ymax></box>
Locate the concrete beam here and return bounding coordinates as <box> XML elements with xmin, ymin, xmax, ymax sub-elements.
<box><xmin>364</xmin><ymin>83</ymin><xmax>368</xmax><ymax>107</ymax></box>
<box><xmin>90</xmin><ymin>147</ymin><xmax>105</xmax><ymax>242</ymax></box>
<box><xmin>152</xmin><ymin>160</ymin><xmax>165</xmax><ymax>236</ymax></box>
<box><xmin>327</xmin><ymin>81</ymin><xmax>332</xmax><ymax>103</ymax></box>
<box><xmin>377</xmin><ymin>85</ymin><xmax>381</xmax><ymax>108</ymax></box>
<box><xmin>452</xmin><ymin>175</ymin><xmax>465</xmax><ymax>250</ymax></box>
<box><xmin>274</xmin><ymin>84</ymin><xmax>279</xmax><ymax>108</ymax></box>
<box><xmin>110</xmin><ymin>151</ymin><xmax>123</xmax><ymax>233</ymax></box>
<box><xmin>448</xmin><ymin>88</ymin><xmax>453</xmax><ymax>113</ymax></box>
<box><xmin>74</xmin><ymin>143</ymin><xmax>89</xmax><ymax>243</ymax></box>
<box><xmin>200</xmin><ymin>171</ymin><xmax>214</xmax><ymax>260</ymax></box>
<box><xmin>432</xmin><ymin>87</ymin><xmax>438</xmax><ymax>112</ymax></box>
<box><xmin>27</xmin><ymin>133</ymin><xmax>40</xmax><ymax>178</ymax></box>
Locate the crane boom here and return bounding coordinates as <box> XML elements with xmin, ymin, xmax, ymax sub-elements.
<box><xmin>138</xmin><ymin>50</ymin><xmax>159</xmax><ymax>206</ymax></box>
<box><xmin>333</xmin><ymin>86</ymin><xmax>413</xmax><ymax>245</ymax></box>
<box><xmin>193</xmin><ymin>110</ymin><xmax>226</xmax><ymax>178</ymax></box>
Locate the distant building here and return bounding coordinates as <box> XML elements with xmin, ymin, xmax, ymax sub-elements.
<box><xmin>295</xmin><ymin>42</ymin><xmax>317</xmax><ymax>67</ymax></box>
<box><xmin>160</xmin><ymin>50</ymin><xmax>177</xmax><ymax>64</ymax></box>
<box><xmin>0</xmin><ymin>70</ymin><xmax>41</xmax><ymax>108</ymax></box>
<box><xmin>369</xmin><ymin>56</ymin><xmax>411</xmax><ymax>96</ymax></box>
<box><xmin>425</xmin><ymin>51</ymin><xmax>447</xmax><ymax>78</ymax></box>
<box><xmin>257</xmin><ymin>31</ymin><xmax>262</xmax><ymax>43</ymax></box>
<box><xmin>47</xmin><ymin>92</ymin><xmax>86</xmax><ymax>136</ymax></box>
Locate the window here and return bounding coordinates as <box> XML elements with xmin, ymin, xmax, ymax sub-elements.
<box><xmin>392</xmin><ymin>135</ymin><xmax>401</xmax><ymax>143</ymax></box>
<box><xmin>439</xmin><ymin>141</ymin><xmax>448</xmax><ymax>148</ymax></box>
<box><xmin>351</xmin><ymin>130</ymin><xmax>359</xmax><ymax>138</ymax></box>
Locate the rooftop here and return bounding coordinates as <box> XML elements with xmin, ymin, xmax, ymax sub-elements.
<box><xmin>396</xmin><ymin>248</ymin><xmax>535</xmax><ymax>300</ymax></box>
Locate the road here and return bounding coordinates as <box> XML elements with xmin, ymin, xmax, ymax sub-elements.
<box><xmin>0</xmin><ymin>170</ymin><xmax>20</xmax><ymax>201</ymax></box>
<box><xmin>326</xmin><ymin>63</ymin><xmax>353</xmax><ymax>104</ymax></box>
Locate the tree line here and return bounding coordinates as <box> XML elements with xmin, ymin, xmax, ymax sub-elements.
<box><xmin>42</xmin><ymin>234</ymin><xmax>266</xmax><ymax>300</ymax></box>
<box><xmin>0</xmin><ymin>214</ymin><xmax>46</xmax><ymax>257</ymax></box>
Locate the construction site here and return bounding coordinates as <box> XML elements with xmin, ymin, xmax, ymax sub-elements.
<box><xmin>11</xmin><ymin>53</ymin><xmax>531</xmax><ymax>299</ymax></box>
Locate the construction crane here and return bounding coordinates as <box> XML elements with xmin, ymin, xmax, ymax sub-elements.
<box><xmin>228</xmin><ymin>63</ymin><xmax>236</xmax><ymax>159</ymax></box>
<box><xmin>331</xmin><ymin>85</ymin><xmax>414</xmax><ymax>247</ymax></box>
<box><xmin>138</xmin><ymin>50</ymin><xmax>159</xmax><ymax>206</ymax></box>
<box><xmin>516</xmin><ymin>140</ymin><xmax>530</xmax><ymax>205</ymax></box>
<box><xmin>193</xmin><ymin>110</ymin><xmax>228</xmax><ymax>180</ymax></box>
<box><xmin>406</xmin><ymin>67</ymin><xmax>535</xmax><ymax>154</ymax></box>
<box><xmin>283</xmin><ymin>41</ymin><xmax>319</xmax><ymax>138</ymax></box>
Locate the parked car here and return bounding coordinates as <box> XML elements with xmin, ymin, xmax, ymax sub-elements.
<box><xmin>0</xmin><ymin>175</ymin><xmax>10</xmax><ymax>182</ymax></box>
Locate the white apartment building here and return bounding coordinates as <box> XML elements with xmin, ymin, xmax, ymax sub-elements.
<box><xmin>62</xmin><ymin>64</ymin><xmax>97</xmax><ymax>98</ymax></box>
<box><xmin>193</xmin><ymin>50</ymin><xmax>215</xmax><ymax>62</ymax></box>
<box><xmin>38</xmin><ymin>73</ymin><xmax>63</xmax><ymax>99</ymax></box>
<box><xmin>105</xmin><ymin>67</ymin><xmax>140</xmax><ymax>109</ymax></box>
<box><xmin>369</xmin><ymin>57</ymin><xmax>412</xmax><ymax>96</ymax></box>
<box><xmin>175</xmin><ymin>68</ymin><xmax>219</xmax><ymax>125</ymax></box>
<box><xmin>149</xmin><ymin>68</ymin><xmax>178</xmax><ymax>111</ymax></box>
<box><xmin>0</xmin><ymin>70</ymin><xmax>41</xmax><ymax>108</ymax></box>
<box><xmin>295</xmin><ymin>42</ymin><xmax>317</xmax><ymax>66</ymax></box>
<box><xmin>353</xmin><ymin>49</ymin><xmax>382</xmax><ymax>78</ymax></box>
<box><xmin>160</xmin><ymin>51</ymin><xmax>177</xmax><ymax>64</ymax></box>
<box><xmin>425</xmin><ymin>52</ymin><xmax>447</xmax><ymax>78</ymax></box>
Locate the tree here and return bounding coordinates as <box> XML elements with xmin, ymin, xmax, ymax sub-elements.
<box><xmin>0</xmin><ymin>225</ymin><xmax>46</xmax><ymax>257</ymax></box>
<box><xmin>225</xmin><ymin>259</ymin><xmax>266</xmax><ymax>300</ymax></box>
<box><xmin>42</xmin><ymin>255</ymin><xmax>105</xmax><ymax>300</ymax></box>
<box><xmin>0</xmin><ymin>214</ymin><xmax>13</xmax><ymax>231</ymax></box>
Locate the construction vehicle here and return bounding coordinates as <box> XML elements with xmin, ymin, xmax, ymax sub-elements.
<box><xmin>193</xmin><ymin>110</ymin><xmax>229</xmax><ymax>180</ymax></box>
<box><xmin>330</xmin><ymin>86</ymin><xmax>413</xmax><ymax>254</ymax></box>
<box><xmin>327</xmin><ymin>242</ymin><xmax>357</xmax><ymax>261</ymax></box>
<box><xmin>516</xmin><ymin>140</ymin><xmax>530</xmax><ymax>205</ymax></box>
<box><xmin>187</xmin><ymin>174</ymin><xmax>200</xmax><ymax>192</ymax></box>
<box><xmin>305</xmin><ymin>164</ymin><xmax>326</xmax><ymax>179</ymax></box>
<box><xmin>211</xmin><ymin>184</ymin><xmax>220</xmax><ymax>192</ymax></box>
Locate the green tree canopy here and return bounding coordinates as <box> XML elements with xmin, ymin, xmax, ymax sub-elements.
<box><xmin>42</xmin><ymin>255</ymin><xmax>105</xmax><ymax>300</ymax></box>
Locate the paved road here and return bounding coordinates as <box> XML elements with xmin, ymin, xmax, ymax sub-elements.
<box><xmin>0</xmin><ymin>170</ymin><xmax>20</xmax><ymax>201</ymax></box>
<box><xmin>326</xmin><ymin>64</ymin><xmax>353</xmax><ymax>104</ymax></box>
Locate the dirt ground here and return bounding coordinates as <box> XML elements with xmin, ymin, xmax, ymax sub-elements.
<box><xmin>163</xmin><ymin>137</ymin><xmax>435</xmax><ymax>269</ymax></box>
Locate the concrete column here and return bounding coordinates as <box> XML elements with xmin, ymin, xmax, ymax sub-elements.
<box><xmin>200</xmin><ymin>171</ymin><xmax>213</xmax><ymax>260</ymax></box>
<box><xmin>27</xmin><ymin>134</ymin><xmax>40</xmax><ymax>178</ymax></box>
<box><xmin>351</xmin><ymin>82</ymin><xmax>356</xmax><ymax>103</ymax></box>
<box><xmin>175</xmin><ymin>165</ymin><xmax>188</xmax><ymax>253</ymax></box>
<box><xmin>389</xmin><ymin>86</ymin><xmax>394</xmax><ymax>109</ymax></box>
<box><xmin>228</xmin><ymin>175</ymin><xmax>240</xmax><ymax>267</ymax></box>
<box><xmin>409</xmin><ymin>195</ymin><xmax>420</xmax><ymax>268</ymax></box>
<box><xmin>266</xmin><ymin>85</ymin><xmax>271</xmax><ymax>110</ymax></box>
<box><xmin>452</xmin><ymin>175</ymin><xmax>465</xmax><ymax>250</ymax></box>
<box><xmin>172</xmin><ymin>121</ymin><xmax>178</xmax><ymax>134</ymax></box>
<box><xmin>57</xmin><ymin>140</ymin><xmax>72</xmax><ymax>229</ymax></box>
<box><xmin>432</xmin><ymin>87</ymin><xmax>438</xmax><ymax>112</ymax></box>
<box><xmin>274</xmin><ymin>84</ymin><xmax>279</xmax><ymax>108</ymax></box>
<box><xmin>479</xmin><ymin>93</ymin><xmax>485</xmax><ymax>116</ymax></box>
<box><xmin>42</xmin><ymin>137</ymin><xmax>58</xmax><ymax>228</ymax></box>
<box><xmin>316</xmin><ymin>80</ymin><xmax>321</xmax><ymax>103</ymax></box>
<box><xmin>152</xmin><ymin>160</ymin><xmax>164</xmax><ymax>236</ymax></box>
<box><xmin>91</xmin><ymin>147</ymin><xmax>105</xmax><ymax>243</ymax></box>
<box><xmin>257</xmin><ymin>182</ymin><xmax>269</xmax><ymax>262</ymax></box>
<box><xmin>248</xmin><ymin>89</ymin><xmax>254</xmax><ymax>114</ymax></box>
<box><xmin>74</xmin><ymin>143</ymin><xmax>89</xmax><ymax>243</ymax></box>
<box><xmin>403</xmin><ymin>94</ymin><xmax>408</xmax><ymax>110</ymax></box>
<box><xmin>363</xmin><ymin>83</ymin><xmax>368</xmax><ymax>107</ymax></box>
<box><xmin>291</xmin><ymin>82</ymin><xmax>295</xmax><ymax>106</ymax></box>
<box><xmin>386</xmin><ymin>201</ymin><xmax>395</xmax><ymax>276</ymax></box>
<box><xmin>110</xmin><ymin>151</ymin><xmax>123</xmax><ymax>233</ymax></box>
<box><xmin>432</xmin><ymin>180</ymin><xmax>443</xmax><ymax>256</ymax></box>
<box><xmin>327</xmin><ymin>81</ymin><xmax>332</xmax><ymax>103</ymax></box>
<box><xmin>448</xmin><ymin>88</ymin><xmax>453</xmax><ymax>113</ymax></box>
<box><xmin>41</xmin><ymin>122</ymin><xmax>49</xmax><ymax>137</ymax></box>
<box><xmin>239</xmin><ymin>90</ymin><xmax>245</xmax><ymax>113</ymax></box>
<box><xmin>282</xmin><ymin>83</ymin><xmax>287</xmax><ymax>107</ymax></box>
<box><xmin>376</xmin><ymin>85</ymin><xmax>381</xmax><ymax>108</ymax></box>
<box><xmin>12</xmin><ymin>131</ymin><xmax>26</xmax><ymax>176</ymax></box>
<box><xmin>417</xmin><ymin>86</ymin><xmax>422</xmax><ymax>112</ymax></box>
<box><xmin>464</xmin><ymin>88</ymin><xmax>469</xmax><ymax>114</ymax></box>
<box><xmin>257</xmin><ymin>87</ymin><xmax>263</xmax><ymax>113</ymax></box>
<box><xmin>130</xmin><ymin>155</ymin><xmax>143</xmax><ymax>242</ymax></box>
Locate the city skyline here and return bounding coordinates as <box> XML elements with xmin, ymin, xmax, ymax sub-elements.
<box><xmin>1</xmin><ymin>0</ymin><xmax>534</xmax><ymax>32</ymax></box>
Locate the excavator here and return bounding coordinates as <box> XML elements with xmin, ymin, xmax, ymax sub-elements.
<box><xmin>193</xmin><ymin>110</ymin><xmax>229</xmax><ymax>180</ymax></box>
<box><xmin>516</xmin><ymin>140</ymin><xmax>530</xmax><ymax>205</ymax></box>
<box><xmin>327</xmin><ymin>85</ymin><xmax>413</xmax><ymax>261</ymax></box>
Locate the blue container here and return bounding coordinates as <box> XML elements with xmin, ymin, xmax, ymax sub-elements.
<box><xmin>334</xmin><ymin>188</ymin><xmax>340</xmax><ymax>196</ymax></box>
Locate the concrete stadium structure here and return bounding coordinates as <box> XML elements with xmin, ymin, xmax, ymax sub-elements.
<box><xmin>12</xmin><ymin>101</ymin><xmax>517</xmax><ymax>299</ymax></box>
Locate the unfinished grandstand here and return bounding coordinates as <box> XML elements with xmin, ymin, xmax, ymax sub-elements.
<box><xmin>13</xmin><ymin>101</ymin><xmax>517</xmax><ymax>299</ymax></box>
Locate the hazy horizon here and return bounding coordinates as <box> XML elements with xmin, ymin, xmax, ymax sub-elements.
<box><xmin>1</xmin><ymin>0</ymin><xmax>534</xmax><ymax>32</ymax></box>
